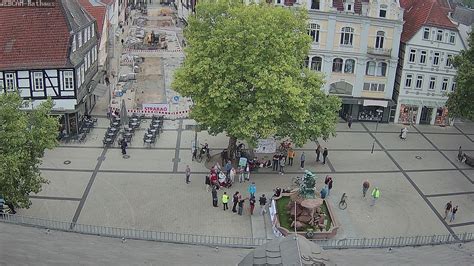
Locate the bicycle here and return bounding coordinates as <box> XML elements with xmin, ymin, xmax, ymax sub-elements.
<box><xmin>338</xmin><ymin>193</ymin><xmax>347</xmax><ymax>210</ymax></box>
<box><xmin>197</xmin><ymin>147</ymin><xmax>211</xmax><ymax>163</ymax></box>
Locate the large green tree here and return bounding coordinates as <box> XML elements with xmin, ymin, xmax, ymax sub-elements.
<box><xmin>447</xmin><ymin>27</ymin><xmax>474</xmax><ymax>121</ymax></box>
<box><xmin>173</xmin><ymin>1</ymin><xmax>340</xmax><ymax>156</ymax></box>
<box><xmin>0</xmin><ymin>93</ymin><xmax>58</xmax><ymax>208</ymax></box>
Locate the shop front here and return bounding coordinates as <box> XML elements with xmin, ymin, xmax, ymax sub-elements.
<box><xmin>396</xmin><ymin>98</ymin><xmax>449</xmax><ymax>125</ymax></box>
<box><xmin>340</xmin><ymin>98</ymin><xmax>391</xmax><ymax>123</ymax></box>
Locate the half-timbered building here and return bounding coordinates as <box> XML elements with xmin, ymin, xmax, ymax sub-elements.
<box><xmin>0</xmin><ymin>0</ymin><xmax>101</xmax><ymax>134</ymax></box>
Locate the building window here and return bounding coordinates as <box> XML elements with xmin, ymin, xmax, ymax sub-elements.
<box><xmin>441</xmin><ymin>78</ymin><xmax>449</xmax><ymax>91</ymax></box>
<box><xmin>308</xmin><ymin>23</ymin><xmax>320</xmax><ymax>43</ymax></box>
<box><xmin>346</xmin><ymin>3</ymin><xmax>353</xmax><ymax>11</ymax></box>
<box><xmin>405</xmin><ymin>74</ymin><xmax>413</xmax><ymax>88</ymax></box>
<box><xmin>446</xmin><ymin>55</ymin><xmax>453</xmax><ymax>67</ymax></box>
<box><xmin>420</xmin><ymin>50</ymin><xmax>427</xmax><ymax>64</ymax></box>
<box><xmin>366</xmin><ymin>61</ymin><xmax>376</xmax><ymax>76</ymax></box>
<box><xmin>449</xmin><ymin>32</ymin><xmax>455</xmax><ymax>44</ymax></box>
<box><xmin>433</xmin><ymin>52</ymin><xmax>440</xmax><ymax>66</ymax></box>
<box><xmin>376</xmin><ymin>62</ymin><xmax>387</xmax><ymax>76</ymax></box>
<box><xmin>77</xmin><ymin>69</ymin><xmax>81</xmax><ymax>88</ymax></box>
<box><xmin>80</xmin><ymin>65</ymin><xmax>85</xmax><ymax>85</ymax></box>
<box><xmin>78</xmin><ymin>32</ymin><xmax>82</xmax><ymax>47</ymax></box>
<box><xmin>375</xmin><ymin>31</ymin><xmax>385</xmax><ymax>49</ymax></box>
<box><xmin>340</xmin><ymin>27</ymin><xmax>354</xmax><ymax>46</ymax></box>
<box><xmin>378</xmin><ymin>84</ymin><xmax>385</xmax><ymax>92</ymax></box>
<box><xmin>91</xmin><ymin>24</ymin><xmax>95</xmax><ymax>37</ymax></box>
<box><xmin>63</xmin><ymin>71</ymin><xmax>74</xmax><ymax>91</ymax></box>
<box><xmin>416</xmin><ymin>75</ymin><xmax>423</xmax><ymax>89</ymax></box>
<box><xmin>363</xmin><ymin>83</ymin><xmax>370</xmax><ymax>91</ymax></box>
<box><xmin>451</xmin><ymin>82</ymin><xmax>456</xmax><ymax>92</ymax></box>
<box><xmin>436</xmin><ymin>30</ymin><xmax>443</xmax><ymax>41</ymax></box>
<box><xmin>332</xmin><ymin>58</ymin><xmax>343</xmax><ymax>72</ymax></box>
<box><xmin>5</xmin><ymin>73</ymin><xmax>16</xmax><ymax>91</ymax></box>
<box><xmin>370</xmin><ymin>83</ymin><xmax>378</xmax><ymax>91</ymax></box>
<box><xmin>379</xmin><ymin>4</ymin><xmax>387</xmax><ymax>18</ymax></box>
<box><xmin>362</xmin><ymin>83</ymin><xmax>384</xmax><ymax>92</ymax></box>
<box><xmin>423</xmin><ymin>27</ymin><xmax>430</xmax><ymax>40</ymax></box>
<box><xmin>344</xmin><ymin>59</ymin><xmax>355</xmax><ymax>74</ymax></box>
<box><xmin>409</xmin><ymin>49</ymin><xmax>416</xmax><ymax>63</ymax></box>
<box><xmin>310</xmin><ymin>0</ymin><xmax>320</xmax><ymax>10</ymax></box>
<box><xmin>310</xmin><ymin>56</ymin><xmax>322</xmax><ymax>72</ymax></box>
<box><xmin>85</xmin><ymin>54</ymin><xmax>89</xmax><ymax>71</ymax></box>
<box><xmin>72</xmin><ymin>35</ymin><xmax>76</xmax><ymax>52</ymax></box>
<box><xmin>33</xmin><ymin>72</ymin><xmax>44</xmax><ymax>91</ymax></box>
<box><xmin>429</xmin><ymin>76</ymin><xmax>436</xmax><ymax>90</ymax></box>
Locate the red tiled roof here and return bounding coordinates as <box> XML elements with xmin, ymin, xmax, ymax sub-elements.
<box><xmin>0</xmin><ymin>6</ymin><xmax>70</xmax><ymax>71</ymax></box>
<box><xmin>401</xmin><ymin>0</ymin><xmax>457</xmax><ymax>43</ymax></box>
<box><xmin>78</xmin><ymin>0</ymin><xmax>107</xmax><ymax>38</ymax></box>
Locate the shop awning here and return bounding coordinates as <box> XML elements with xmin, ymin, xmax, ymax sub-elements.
<box><xmin>399</xmin><ymin>99</ymin><xmax>423</xmax><ymax>106</ymax></box>
<box><xmin>363</xmin><ymin>99</ymin><xmax>388</xmax><ymax>107</ymax></box>
<box><xmin>422</xmin><ymin>100</ymin><xmax>446</xmax><ymax>108</ymax></box>
<box><xmin>92</xmin><ymin>83</ymin><xmax>108</xmax><ymax>97</ymax></box>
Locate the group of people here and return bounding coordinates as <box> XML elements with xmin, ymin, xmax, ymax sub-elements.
<box><xmin>269</xmin><ymin>145</ymin><xmax>329</xmax><ymax>175</ymax></box>
<box><xmin>444</xmin><ymin>201</ymin><xmax>459</xmax><ymax>222</ymax></box>
<box><xmin>361</xmin><ymin>180</ymin><xmax>381</xmax><ymax>206</ymax></box>
<box><xmin>210</xmin><ymin>182</ymin><xmax>268</xmax><ymax>216</ymax></box>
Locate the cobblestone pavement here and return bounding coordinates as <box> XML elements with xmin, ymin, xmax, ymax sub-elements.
<box><xmin>18</xmin><ymin>115</ymin><xmax>474</xmax><ymax>240</ymax></box>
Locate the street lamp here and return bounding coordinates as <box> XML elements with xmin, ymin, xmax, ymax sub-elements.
<box><xmin>371</xmin><ymin>109</ymin><xmax>384</xmax><ymax>154</ymax></box>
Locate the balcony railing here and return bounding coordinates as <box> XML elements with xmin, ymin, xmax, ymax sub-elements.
<box><xmin>367</xmin><ymin>47</ymin><xmax>392</xmax><ymax>56</ymax></box>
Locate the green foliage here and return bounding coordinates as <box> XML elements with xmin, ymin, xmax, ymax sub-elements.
<box><xmin>172</xmin><ymin>0</ymin><xmax>341</xmax><ymax>147</ymax></box>
<box><xmin>447</xmin><ymin>27</ymin><xmax>474</xmax><ymax>120</ymax></box>
<box><xmin>0</xmin><ymin>93</ymin><xmax>58</xmax><ymax>208</ymax></box>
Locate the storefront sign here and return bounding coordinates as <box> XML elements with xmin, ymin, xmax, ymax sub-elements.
<box><xmin>254</xmin><ymin>138</ymin><xmax>277</xmax><ymax>153</ymax></box>
<box><xmin>142</xmin><ymin>103</ymin><xmax>169</xmax><ymax>112</ymax></box>
<box><xmin>363</xmin><ymin>99</ymin><xmax>388</xmax><ymax>107</ymax></box>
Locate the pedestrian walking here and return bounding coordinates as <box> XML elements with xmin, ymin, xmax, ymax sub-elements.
<box><xmin>185</xmin><ymin>165</ymin><xmax>191</xmax><ymax>184</ymax></box>
<box><xmin>248</xmin><ymin>182</ymin><xmax>256</xmax><ymax>198</ymax></box>
<box><xmin>259</xmin><ymin>194</ymin><xmax>267</xmax><ymax>215</ymax></box>
<box><xmin>458</xmin><ymin>146</ymin><xmax>463</xmax><ymax>161</ymax></box>
<box><xmin>362</xmin><ymin>180</ymin><xmax>370</xmax><ymax>197</ymax></box>
<box><xmin>205</xmin><ymin>175</ymin><xmax>211</xmax><ymax>192</ymax></box>
<box><xmin>300</xmin><ymin>152</ymin><xmax>305</xmax><ymax>169</ymax></box>
<box><xmin>212</xmin><ymin>186</ymin><xmax>218</xmax><ymax>207</ymax></box>
<box><xmin>400</xmin><ymin>127</ymin><xmax>408</xmax><ymax>140</ymax></box>
<box><xmin>444</xmin><ymin>201</ymin><xmax>452</xmax><ymax>219</ymax></box>
<box><xmin>288</xmin><ymin>149</ymin><xmax>295</xmax><ymax>166</ymax></box>
<box><xmin>249</xmin><ymin>196</ymin><xmax>256</xmax><ymax>215</ymax></box>
<box><xmin>244</xmin><ymin>163</ymin><xmax>250</xmax><ymax>181</ymax></box>
<box><xmin>450</xmin><ymin>205</ymin><xmax>458</xmax><ymax>222</ymax></box>
<box><xmin>238</xmin><ymin>199</ymin><xmax>245</xmax><ymax>215</ymax></box>
<box><xmin>316</xmin><ymin>145</ymin><xmax>321</xmax><ymax>162</ymax></box>
<box><xmin>120</xmin><ymin>139</ymin><xmax>128</xmax><ymax>155</ymax></box>
<box><xmin>371</xmin><ymin>187</ymin><xmax>380</xmax><ymax>206</ymax></box>
<box><xmin>327</xmin><ymin>177</ymin><xmax>333</xmax><ymax>196</ymax></box>
<box><xmin>232</xmin><ymin>192</ymin><xmax>239</xmax><ymax>213</ymax></box>
<box><xmin>229</xmin><ymin>167</ymin><xmax>236</xmax><ymax>183</ymax></box>
<box><xmin>322</xmin><ymin>148</ymin><xmax>328</xmax><ymax>165</ymax></box>
<box><xmin>348</xmin><ymin>115</ymin><xmax>353</xmax><ymax>128</ymax></box>
<box><xmin>279</xmin><ymin>157</ymin><xmax>286</xmax><ymax>175</ymax></box>
<box><xmin>222</xmin><ymin>192</ymin><xmax>229</xmax><ymax>211</ymax></box>
<box><xmin>320</xmin><ymin>186</ymin><xmax>328</xmax><ymax>199</ymax></box>
<box><xmin>272</xmin><ymin>153</ymin><xmax>279</xmax><ymax>171</ymax></box>
<box><xmin>239</xmin><ymin>166</ymin><xmax>245</xmax><ymax>183</ymax></box>
<box><xmin>225</xmin><ymin>160</ymin><xmax>232</xmax><ymax>177</ymax></box>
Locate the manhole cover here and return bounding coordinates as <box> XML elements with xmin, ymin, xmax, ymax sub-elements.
<box><xmin>63</xmin><ymin>160</ymin><xmax>71</xmax><ymax>165</ymax></box>
<box><xmin>123</xmin><ymin>155</ymin><xmax>130</xmax><ymax>159</ymax></box>
<box><xmin>415</xmin><ymin>156</ymin><xmax>422</xmax><ymax>160</ymax></box>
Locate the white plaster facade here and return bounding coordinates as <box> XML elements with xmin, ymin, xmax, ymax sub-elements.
<box><xmin>394</xmin><ymin>25</ymin><xmax>466</xmax><ymax>125</ymax></box>
<box><xmin>301</xmin><ymin>0</ymin><xmax>404</xmax><ymax>122</ymax></box>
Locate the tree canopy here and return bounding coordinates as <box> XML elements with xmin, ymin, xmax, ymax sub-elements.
<box><xmin>447</xmin><ymin>27</ymin><xmax>474</xmax><ymax>121</ymax></box>
<box><xmin>0</xmin><ymin>93</ymin><xmax>58</xmax><ymax>208</ymax></box>
<box><xmin>172</xmin><ymin>1</ymin><xmax>341</xmax><ymax>149</ymax></box>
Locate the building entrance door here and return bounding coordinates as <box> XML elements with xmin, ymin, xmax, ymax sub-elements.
<box><xmin>420</xmin><ymin>106</ymin><xmax>432</xmax><ymax>124</ymax></box>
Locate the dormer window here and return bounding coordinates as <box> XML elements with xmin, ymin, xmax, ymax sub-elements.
<box><xmin>379</xmin><ymin>4</ymin><xmax>387</xmax><ymax>18</ymax></box>
<box><xmin>310</xmin><ymin>0</ymin><xmax>320</xmax><ymax>10</ymax></box>
<box><xmin>423</xmin><ymin>27</ymin><xmax>430</xmax><ymax>40</ymax></box>
<box><xmin>345</xmin><ymin>4</ymin><xmax>353</xmax><ymax>12</ymax></box>
<box><xmin>72</xmin><ymin>35</ymin><xmax>76</xmax><ymax>52</ymax></box>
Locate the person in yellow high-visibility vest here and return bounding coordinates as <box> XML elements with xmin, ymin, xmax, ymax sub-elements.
<box><xmin>371</xmin><ymin>187</ymin><xmax>380</xmax><ymax>206</ymax></box>
<box><xmin>222</xmin><ymin>192</ymin><xmax>229</xmax><ymax>211</ymax></box>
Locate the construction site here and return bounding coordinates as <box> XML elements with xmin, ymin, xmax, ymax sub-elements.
<box><xmin>110</xmin><ymin>2</ymin><xmax>191</xmax><ymax>117</ymax></box>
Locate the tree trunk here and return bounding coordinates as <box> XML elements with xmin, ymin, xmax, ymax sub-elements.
<box><xmin>227</xmin><ymin>135</ymin><xmax>237</xmax><ymax>161</ymax></box>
